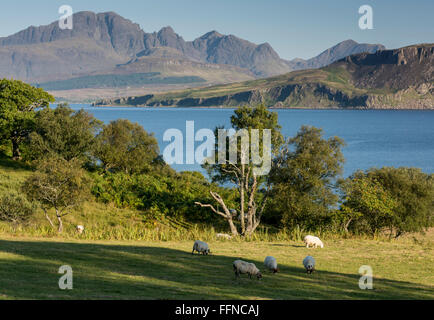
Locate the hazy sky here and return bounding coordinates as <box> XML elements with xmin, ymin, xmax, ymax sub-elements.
<box><xmin>0</xmin><ymin>0</ymin><xmax>432</xmax><ymax>60</ymax></box>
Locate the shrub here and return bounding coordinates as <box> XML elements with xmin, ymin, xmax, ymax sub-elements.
<box><xmin>0</xmin><ymin>192</ymin><xmax>37</xmax><ymax>224</ymax></box>
<box><xmin>341</xmin><ymin>167</ymin><xmax>434</xmax><ymax>237</ymax></box>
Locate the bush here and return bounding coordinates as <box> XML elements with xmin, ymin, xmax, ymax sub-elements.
<box><xmin>93</xmin><ymin>119</ymin><xmax>159</xmax><ymax>174</ymax></box>
<box><xmin>341</xmin><ymin>167</ymin><xmax>434</xmax><ymax>237</ymax></box>
<box><xmin>0</xmin><ymin>192</ymin><xmax>37</xmax><ymax>224</ymax></box>
<box><xmin>26</xmin><ymin>104</ymin><xmax>102</xmax><ymax>162</ymax></box>
<box><xmin>91</xmin><ymin>171</ymin><xmax>237</xmax><ymax>226</ymax></box>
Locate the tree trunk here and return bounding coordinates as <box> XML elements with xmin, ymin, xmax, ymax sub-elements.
<box><xmin>227</xmin><ymin>218</ymin><xmax>238</xmax><ymax>236</ymax></box>
<box><xmin>44</xmin><ymin>210</ymin><xmax>55</xmax><ymax>229</ymax></box>
<box><xmin>195</xmin><ymin>192</ymin><xmax>239</xmax><ymax>236</ymax></box>
<box><xmin>11</xmin><ymin>137</ymin><xmax>21</xmax><ymax>161</ymax></box>
<box><xmin>239</xmin><ymin>185</ymin><xmax>245</xmax><ymax>234</ymax></box>
<box><xmin>56</xmin><ymin>211</ymin><xmax>63</xmax><ymax>233</ymax></box>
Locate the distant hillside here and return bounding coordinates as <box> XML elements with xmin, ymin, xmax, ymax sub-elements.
<box><xmin>287</xmin><ymin>40</ymin><xmax>385</xmax><ymax>70</ymax></box>
<box><xmin>94</xmin><ymin>44</ymin><xmax>434</xmax><ymax>110</ymax></box>
<box><xmin>35</xmin><ymin>73</ymin><xmax>206</xmax><ymax>91</ymax></box>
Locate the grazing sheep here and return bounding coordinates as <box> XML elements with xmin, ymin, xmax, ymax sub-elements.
<box><xmin>264</xmin><ymin>256</ymin><xmax>279</xmax><ymax>273</ymax></box>
<box><xmin>303</xmin><ymin>235</ymin><xmax>324</xmax><ymax>248</ymax></box>
<box><xmin>192</xmin><ymin>240</ymin><xmax>211</xmax><ymax>255</ymax></box>
<box><xmin>233</xmin><ymin>260</ymin><xmax>262</xmax><ymax>279</ymax></box>
<box><xmin>76</xmin><ymin>225</ymin><xmax>85</xmax><ymax>234</ymax></box>
<box><xmin>216</xmin><ymin>233</ymin><xmax>232</xmax><ymax>240</ymax></box>
<box><xmin>303</xmin><ymin>256</ymin><xmax>316</xmax><ymax>274</ymax></box>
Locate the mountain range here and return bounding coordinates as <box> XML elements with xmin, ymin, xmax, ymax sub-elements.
<box><xmin>0</xmin><ymin>11</ymin><xmax>385</xmax><ymax>98</ymax></box>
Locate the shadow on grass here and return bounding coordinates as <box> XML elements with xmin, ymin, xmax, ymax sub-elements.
<box><xmin>0</xmin><ymin>240</ymin><xmax>432</xmax><ymax>300</ymax></box>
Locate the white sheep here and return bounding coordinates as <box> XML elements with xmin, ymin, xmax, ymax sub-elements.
<box><xmin>303</xmin><ymin>235</ymin><xmax>324</xmax><ymax>248</ymax></box>
<box><xmin>76</xmin><ymin>225</ymin><xmax>85</xmax><ymax>234</ymax></box>
<box><xmin>303</xmin><ymin>256</ymin><xmax>316</xmax><ymax>274</ymax></box>
<box><xmin>233</xmin><ymin>260</ymin><xmax>262</xmax><ymax>279</ymax></box>
<box><xmin>192</xmin><ymin>240</ymin><xmax>211</xmax><ymax>255</ymax></box>
<box><xmin>216</xmin><ymin>233</ymin><xmax>232</xmax><ymax>240</ymax></box>
<box><xmin>264</xmin><ymin>256</ymin><xmax>279</xmax><ymax>273</ymax></box>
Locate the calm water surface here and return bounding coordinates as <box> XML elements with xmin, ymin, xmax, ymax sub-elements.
<box><xmin>68</xmin><ymin>105</ymin><xmax>434</xmax><ymax>177</ymax></box>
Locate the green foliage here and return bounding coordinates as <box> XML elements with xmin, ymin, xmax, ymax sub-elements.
<box><xmin>339</xmin><ymin>173</ymin><xmax>398</xmax><ymax>235</ymax></box>
<box><xmin>93</xmin><ymin>119</ymin><xmax>160</xmax><ymax>174</ymax></box>
<box><xmin>0</xmin><ymin>192</ymin><xmax>37</xmax><ymax>224</ymax></box>
<box><xmin>268</xmin><ymin>126</ymin><xmax>345</xmax><ymax>230</ymax></box>
<box><xmin>0</xmin><ymin>79</ymin><xmax>54</xmax><ymax>159</ymax></box>
<box><xmin>23</xmin><ymin>157</ymin><xmax>90</xmax><ymax>232</ymax></box>
<box><xmin>91</xmin><ymin>170</ymin><xmax>236</xmax><ymax>225</ymax></box>
<box><xmin>341</xmin><ymin>167</ymin><xmax>434</xmax><ymax>237</ymax></box>
<box><xmin>231</xmin><ymin>104</ymin><xmax>284</xmax><ymax>155</ymax></box>
<box><xmin>25</xmin><ymin>104</ymin><xmax>102</xmax><ymax>161</ymax></box>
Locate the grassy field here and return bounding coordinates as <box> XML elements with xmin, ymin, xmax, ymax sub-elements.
<box><xmin>0</xmin><ymin>235</ymin><xmax>433</xmax><ymax>300</ymax></box>
<box><xmin>0</xmin><ymin>157</ymin><xmax>433</xmax><ymax>300</ymax></box>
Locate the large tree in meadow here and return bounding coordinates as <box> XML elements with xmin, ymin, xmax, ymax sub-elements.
<box><xmin>269</xmin><ymin>126</ymin><xmax>345</xmax><ymax>230</ymax></box>
<box><xmin>0</xmin><ymin>79</ymin><xmax>54</xmax><ymax>160</ymax></box>
<box><xmin>196</xmin><ymin>105</ymin><xmax>283</xmax><ymax>236</ymax></box>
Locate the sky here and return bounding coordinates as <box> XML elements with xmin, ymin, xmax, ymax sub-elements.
<box><xmin>0</xmin><ymin>0</ymin><xmax>432</xmax><ymax>60</ymax></box>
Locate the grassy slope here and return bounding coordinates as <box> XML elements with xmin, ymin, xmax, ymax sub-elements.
<box><xmin>105</xmin><ymin>67</ymin><xmax>386</xmax><ymax>107</ymax></box>
<box><xmin>0</xmin><ymin>236</ymin><xmax>433</xmax><ymax>300</ymax></box>
<box><xmin>0</xmin><ymin>158</ymin><xmax>433</xmax><ymax>300</ymax></box>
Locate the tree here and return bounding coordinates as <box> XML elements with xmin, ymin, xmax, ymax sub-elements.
<box><xmin>93</xmin><ymin>119</ymin><xmax>160</xmax><ymax>174</ymax></box>
<box><xmin>196</xmin><ymin>105</ymin><xmax>283</xmax><ymax>236</ymax></box>
<box><xmin>0</xmin><ymin>192</ymin><xmax>37</xmax><ymax>224</ymax></box>
<box><xmin>27</xmin><ymin>104</ymin><xmax>102</xmax><ymax>161</ymax></box>
<box><xmin>341</xmin><ymin>167</ymin><xmax>434</xmax><ymax>237</ymax></box>
<box><xmin>269</xmin><ymin>126</ymin><xmax>345</xmax><ymax>230</ymax></box>
<box><xmin>23</xmin><ymin>157</ymin><xmax>90</xmax><ymax>232</ymax></box>
<box><xmin>339</xmin><ymin>172</ymin><xmax>398</xmax><ymax>235</ymax></box>
<box><xmin>0</xmin><ymin>79</ymin><xmax>54</xmax><ymax>160</ymax></box>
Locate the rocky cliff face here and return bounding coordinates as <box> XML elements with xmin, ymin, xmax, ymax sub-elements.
<box><xmin>339</xmin><ymin>44</ymin><xmax>434</xmax><ymax>90</ymax></box>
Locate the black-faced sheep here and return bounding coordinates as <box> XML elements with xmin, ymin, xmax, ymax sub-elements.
<box><xmin>303</xmin><ymin>256</ymin><xmax>316</xmax><ymax>274</ymax></box>
<box><xmin>264</xmin><ymin>256</ymin><xmax>279</xmax><ymax>273</ymax></box>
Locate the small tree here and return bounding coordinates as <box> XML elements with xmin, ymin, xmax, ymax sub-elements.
<box><xmin>23</xmin><ymin>157</ymin><xmax>90</xmax><ymax>232</ymax></box>
<box><xmin>196</xmin><ymin>105</ymin><xmax>283</xmax><ymax>236</ymax></box>
<box><xmin>0</xmin><ymin>79</ymin><xmax>54</xmax><ymax>160</ymax></box>
<box><xmin>339</xmin><ymin>172</ymin><xmax>398</xmax><ymax>235</ymax></box>
<box><xmin>27</xmin><ymin>104</ymin><xmax>102</xmax><ymax>161</ymax></box>
<box><xmin>269</xmin><ymin>126</ymin><xmax>345</xmax><ymax>231</ymax></box>
<box><xmin>0</xmin><ymin>192</ymin><xmax>37</xmax><ymax>224</ymax></box>
<box><xmin>342</xmin><ymin>167</ymin><xmax>434</xmax><ymax>238</ymax></box>
<box><xmin>93</xmin><ymin>119</ymin><xmax>160</xmax><ymax>174</ymax></box>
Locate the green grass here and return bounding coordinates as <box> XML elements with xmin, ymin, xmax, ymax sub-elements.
<box><xmin>0</xmin><ymin>157</ymin><xmax>433</xmax><ymax>300</ymax></box>
<box><xmin>0</xmin><ymin>236</ymin><xmax>433</xmax><ymax>300</ymax></box>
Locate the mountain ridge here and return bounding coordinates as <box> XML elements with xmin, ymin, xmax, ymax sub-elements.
<box><xmin>0</xmin><ymin>11</ymin><xmax>386</xmax><ymax>84</ymax></box>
